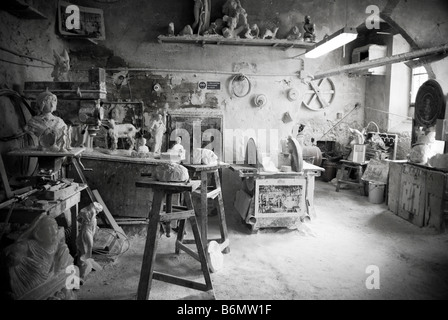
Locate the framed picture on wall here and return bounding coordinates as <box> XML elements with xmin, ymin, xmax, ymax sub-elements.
<box><xmin>58</xmin><ymin>1</ymin><xmax>106</xmax><ymax>41</ymax></box>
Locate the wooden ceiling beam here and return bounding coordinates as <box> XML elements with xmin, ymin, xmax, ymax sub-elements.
<box><xmin>312</xmin><ymin>43</ymin><xmax>448</xmax><ymax>80</ymax></box>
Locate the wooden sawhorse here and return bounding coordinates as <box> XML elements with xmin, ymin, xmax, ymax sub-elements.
<box><xmin>183</xmin><ymin>163</ymin><xmax>230</xmax><ymax>257</ymax></box>
<box><xmin>135</xmin><ymin>179</ymin><xmax>214</xmax><ymax>300</ymax></box>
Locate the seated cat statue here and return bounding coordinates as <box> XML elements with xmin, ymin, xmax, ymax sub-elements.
<box><xmin>51</xmin><ymin>49</ymin><xmax>70</xmax><ymax>82</ymax></box>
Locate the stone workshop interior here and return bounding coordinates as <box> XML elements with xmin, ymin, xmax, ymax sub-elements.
<box><xmin>0</xmin><ymin>0</ymin><xmax>447</xmax><ymax>301</ymax></box>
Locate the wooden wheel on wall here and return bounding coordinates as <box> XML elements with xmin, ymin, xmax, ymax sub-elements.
<box><xmin>301</xmin><ymin>78</ymin><xmax>335</xmax><ymax>111</ymax></box>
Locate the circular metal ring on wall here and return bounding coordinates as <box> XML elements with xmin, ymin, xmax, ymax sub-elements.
<box><xmin>230</xmin><ymin>74</ymin><xmax>252</xmax><ymax>98</ymax></box>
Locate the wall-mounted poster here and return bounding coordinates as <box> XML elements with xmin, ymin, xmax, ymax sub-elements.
<box><xmin>254</xmin><ymin>179</ymin><xmax>305</xmax><ymax>217</ymax></box>
<box><xmin>58</xmin><ymin>1</ymin><xmax>106</xmax><ymax>40</ymax></box>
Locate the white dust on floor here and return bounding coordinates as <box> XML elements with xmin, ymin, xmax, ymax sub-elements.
<box><xmin>78</xmin><ymin>180</ymin><xmax>448</xmax><ymax>300</ymax></box>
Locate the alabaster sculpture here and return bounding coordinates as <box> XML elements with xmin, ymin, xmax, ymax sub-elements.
<box><xmin>51</xmin><ymin>49</ymin><xmax>70</xmax><ymax>82</ymax></box>
<box><xmin>103</xmin><ymin>106</ymin><xmax>140</xmax><ymax>151</ymax></box>
<box><xmin>24</xmin><ymin>90</ymin><xmax>69</xmax><ymax>152</ymax></box>
<box><xmin>150</xmin><ymin>111</ymin><xmax>167</xmax><ymax>154</ymax></box>
<box><xmin>77</xmin><ymin>202</ymin><xmax>103</xmax><ymax>279</ymax></box>
<box><xmin>2</xmin><ymin>214</ymin><xmax>73</xmax><ymax>299</ymax></box>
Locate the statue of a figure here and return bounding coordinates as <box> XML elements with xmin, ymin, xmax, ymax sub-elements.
<box><xmin>222</xmin><ymin>16</ymin><xmax>249</xmax><ymax>38</ymax></box>
<box><xmin>192</xmin><ymin>0</ymin><xmax>211</xmax><ymax>35</ymax></box>
<box><xmin>24</xmin><ymin>90</ymin><xmax>69</xmax><ymax>152</ymax></box>
<box><xmin>168</xmin><ymin>136</ymin><xmax>186</xmax><ymax>161</ymax></box>
<box><xmin>222</xmin><ymin>0</ymin><xmax>247</xmax><ymax>24</ymax></box>
<box><xmin>303</xmin><ymin>15</ymin><xmax>316</xmax><ymax>42</ymax></box>
<box><xmin>77</xmin><ymin>202</ymin><xmax>103</xmax><ymax>279</ymax></box>
<box><xmin>51</xmin><ymin>49</ymin><xmax>70</xmax><ymax>82</ymax></box>
<box><xmin>2</xmin><ymin>214</ymin><xmax>73</xmax><ymax>299</ymax></box>
<box><xmin>150</xmin><ymin>111</ymin><xmax>167</xmax><ymax>154</ymax></box>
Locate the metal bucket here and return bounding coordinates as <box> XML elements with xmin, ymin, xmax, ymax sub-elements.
<box><xmin>368</xmin><ymin>182</ymin><xmax>386</xmax><ymax>204</ymax></box>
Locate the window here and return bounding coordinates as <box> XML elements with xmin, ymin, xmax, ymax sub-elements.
<box><xmin>410</xmin><ymin>66</ymin><xmax>428</xmax><ymax>105</ymax></box>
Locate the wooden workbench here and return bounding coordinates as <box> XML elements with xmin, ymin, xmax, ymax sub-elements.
<box><xmin>77</xmin><ymin>148</ymin><xmax>177</xmax><ymax>218</ymax></box>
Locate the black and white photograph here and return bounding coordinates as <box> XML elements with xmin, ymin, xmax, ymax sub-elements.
<box><xmin>0</xmin><ymin>0</ymin><xmax>447</xmax><ymax>306</ymax></box>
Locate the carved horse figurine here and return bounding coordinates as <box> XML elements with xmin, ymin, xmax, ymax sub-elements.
<box><xmin>103</xmin><ymin>119</ymin><xmax>141</xmax><ymax>151</ymax></box>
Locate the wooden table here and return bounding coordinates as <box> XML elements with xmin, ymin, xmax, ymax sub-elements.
<box><xmin>0</xmin><ymin>184</ymin><xmax>87</xmax><ymax>257</ymax></box>
<box><xmin>7</xmin><ymin>147</ymin><xmax>126</xmax><ymax>240</ymax></box>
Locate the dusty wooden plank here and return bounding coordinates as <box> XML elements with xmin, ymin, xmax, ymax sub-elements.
<box><xmin>159</xmin><ymin>210</ymin><xmax>195</xmax><ymax>222</ymax></box>
<box><xmin>388</xmin><ymin>162</ymin><xmax>403</xmax><ymax>215</ymax></box>
<box><xmin>425</xmin><ymin>171</ymin><xmax>447</xmax><ymax>231</ymax></box>
<box><xmin>153</xmin><ymin>272</ymin><xmax>209</xmax><ymax>292</ymax></box>
<box><xmin>0</xmin><ymin>154</ymin><xmax>13</xmax><ymax>199</ymax></box>
<box><xmin>136</xmin><ymin>179</ymin><xmax>200</xmax><ymax>192</ymax></box>
<box><xmin>92</xmin><ymin>189</ymin><xmax>127</xmax><ymax>240</ymax></box>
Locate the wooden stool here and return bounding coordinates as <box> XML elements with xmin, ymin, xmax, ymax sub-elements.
<box><xmin>336</xmin><ymin>160</ymin><xmax>368</xmax><ymax>196</ymax></box>
<box><xmin>183</xmin><ymin>163</ymin><xmax>230</xmax><ymax>257</ymax></box>
<box><xmin>135</xmin><ymin>179</ymin><xmax>214</xmax><ymax>300</ymax></box>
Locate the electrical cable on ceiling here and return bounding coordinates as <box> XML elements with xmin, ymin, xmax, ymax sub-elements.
<box><xmin>0</xmin><ymin>46</ymin><xmax>54</xmax><ymax>66</ymax></box>
<box><xmin>0</xmin><ymin>58</ymin><xmax>53</xmax><ymax>68</ymax></box>
<box><xmin>103</xmin><ymin>67</ymin><xmax>300</xmax><ymax>77</ymax></box>
<box><xmin>365</xmin><ymin>106</ymin><xmax>412</xmax><ymax>120</ymax></box>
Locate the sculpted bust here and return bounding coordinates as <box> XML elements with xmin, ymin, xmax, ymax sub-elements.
<box><xmin>24</xmin><ymin>91</ymin><xmax>69</xmax><ymax>152</ymax></box>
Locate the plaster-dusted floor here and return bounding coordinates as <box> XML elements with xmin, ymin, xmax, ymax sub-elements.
<box><xmin>77</xmin><ymin>178</ymin><xmax>448</xmax><ymax>300</ymax></box>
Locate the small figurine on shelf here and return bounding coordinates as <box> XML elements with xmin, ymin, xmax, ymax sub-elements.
<box><xmin>262</xmin><ymin>27</ymin><xmax>279</xmax><ymax>40</ymax></box>
<box><xmin>303</xmin><ymin>15</ymin><xmax>316</xmax><ymax>42</ymax></box>
<box><xmin>167</xmin><ymin>136</ymin><xmax>186</xmax><ymax>161</ymax></box>
<box><xmin>168</xmin><ymin>22</ymin><xmax>175</xmax><ymax>36</ymax></box>
<box><xmin>132</xmin><ymin>131</ymin><xmax>150</xmax><ymax>158</ymax></box>
<box><xmin>24</xmin><ymin>90</ymin><xmax>69</xmax><ymax>152</ymax></box>
<box><xmin>51</xmin><ymin>49</ymin><xmax>70</xmax><ymax>82</ymax></box>
<box><xmin>150</xmin><ymin>110</ymin><xmax>167</xmax><ymax>154</ymax></box>
<box><xmin>204</xmin><ymin>18</ymin><xmax>225</xmax><ymax>36</ymax></box>
<box><xmin>287</xmin><ymin>26</ymin><xmax>302</xmax><ymax>40</ymax></box>
<box><xmin>244</xmin><ymin>24</ymin><xmax>260</xmax><ymax>39</ymax></box>
<box><xmin>192</xmin><ymin>0</ymin><xmax>205</xmax><ymax>34</ymax></box>
<box><xmin>222</xmin><ymin>16</ymin><xmax>249</xmax><ymax>38</ymax></box>
<box><xmin>179</xmin><ymin>25</ymin><xmax>194</xmax><ymax>36</ymax></box>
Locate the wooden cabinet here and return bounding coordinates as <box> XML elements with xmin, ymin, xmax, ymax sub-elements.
<box><xmin>388</xmin><ymin>162</ymin><xmax>447</xmax><ymax>232</ymax></box>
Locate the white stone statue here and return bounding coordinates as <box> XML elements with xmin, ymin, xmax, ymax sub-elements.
<box><xmin>2</xmin><ymin>214</ymin><xmax>73</xmax><ymax>299</ymax></box>
<box><xmin>77</xmin><ymin>202</ymin><xmax>103</xmax><ymax>279</ymax></box>
<box><xmin>150</xmin><ymin>111</ymin><xmax>167</xmax><ymax>154</ymax></box>
<box><xmin>24</xmin><ymin>90</ymin><xmax>69</xmax><ymax>152</ymax></box>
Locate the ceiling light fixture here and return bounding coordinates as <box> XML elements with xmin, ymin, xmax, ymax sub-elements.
<box><xmin>305</xmin><ymin>27</ymin><xmax>358</xmax><ymax>59</ymax></box>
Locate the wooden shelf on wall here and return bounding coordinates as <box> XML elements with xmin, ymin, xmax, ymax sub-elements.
<box><xmin>157</xmin><ymin>35</ymin><xmax>315</xmax><ymax>51</ymax></box>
